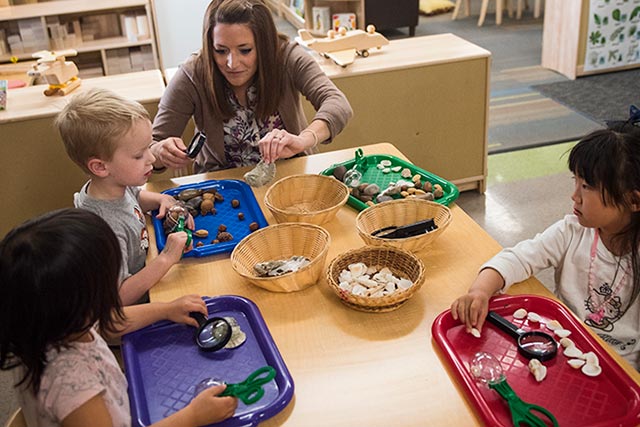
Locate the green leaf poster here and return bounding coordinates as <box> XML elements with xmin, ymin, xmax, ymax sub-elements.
<box><xmin>584</xmin><ymin>0</ymin><xmax>640</xmax><ymax>72</ymax></box>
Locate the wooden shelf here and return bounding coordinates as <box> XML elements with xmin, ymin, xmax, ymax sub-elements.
<box><xmin>0</xmin><ymin>0</ymin><xmax>148</xmax><ymax>20</ymax></box>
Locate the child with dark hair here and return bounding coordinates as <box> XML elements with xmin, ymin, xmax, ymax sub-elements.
<box><xmin>451</xmin><ymin>128</ymin><xmax>640</xmax><ymax>370</ymax></box>
<box><xmin>0</xmin><ymin>208</ymin><xmax>237</xmax><ymax>426</ymax></box>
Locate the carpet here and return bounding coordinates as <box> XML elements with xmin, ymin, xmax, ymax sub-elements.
<box><xmin>532</xmin><ymin>69</ymin><xmax>640</xmax><ymax>125</ymax></box>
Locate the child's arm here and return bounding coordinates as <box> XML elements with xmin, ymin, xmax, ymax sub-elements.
<box><xmin>450</xmin><ymin>268</ymin><xmax>505</xmax><ymax>333</ymax></box>
<box><xmin>62</xmin><ymin>383</ymin><xmax>237</xmax><ymax>427</ymax></box>
<box><xmin>119</xmin><ymin>230</ymin><xmax>190</xmax><ymax>305</ymax></box>
<box><xmin>103</xmin><ymin>294</ymin><xmax>207</xmax><ymax>340</ymax></box>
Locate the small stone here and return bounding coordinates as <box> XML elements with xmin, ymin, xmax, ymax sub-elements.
<box><xmin>238</xmin><ymin>212</ymin><xmax>245</xmax><ymax>220</ymax></box>
<box><xmin>249</xmin><ymin>222</ymin><xmax>259</xmax><ymax>232</ymax></box>
<box><xmin>231</xmin><ymin>199</ymin><xmax>240</xmax><ymax>208</ymax></box>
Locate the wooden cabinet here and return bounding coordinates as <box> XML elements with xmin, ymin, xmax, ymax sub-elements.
<box><xmin>0</xmin><ymin>0</ymin><xmax>159</xmax><ymax>77</ymax></box>
<box><xmin>302</xmin><ymin>34</ymin><xmax>490</xmax><ymax>193</ymax></box>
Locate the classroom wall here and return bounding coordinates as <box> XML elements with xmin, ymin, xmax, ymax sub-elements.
<box><xmin>152</xmin><ymin>0</ymin><xmax>210</xmax><ymax>70</ymax></box>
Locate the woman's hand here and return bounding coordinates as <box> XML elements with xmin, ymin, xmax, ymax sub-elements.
<box><xmin>151</xmin><ymin>137</ymin><xmax>193</xmax><ymax>169</ymax></box>
<box><xmin>259</xmin><ymin>129</ymin><xmax>307</xmax><ymax>164</ymax></box>
<box><xmin>165</xmin><ymin>294</ymin><xmax>208</xmax><ymax>328</ymax></box>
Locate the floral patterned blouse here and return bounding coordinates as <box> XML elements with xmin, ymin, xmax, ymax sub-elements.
<box><xmin>223</xmin><ymin>84</ymin><xmax>284</xmax><ymax>168</ymax></box>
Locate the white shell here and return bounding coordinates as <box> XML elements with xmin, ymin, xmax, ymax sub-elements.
<box><xmin>554</xmin><ymin>328</ymin><xmax>572</xmax><ymax>338</ymax></box>
<box><xmin>527</xmin><ymin>311</ymin><xmax>542</xmax><ymax>322</ymax></box>
<box><xmin>528</xmin><ymin>359</ymin><xmax>547</xmax><ymax>382</ymax></box>
<box><xmin>513</xmin><ymin>308</ymin><xmax>528</xmax><ymax>319</ymax></box>
<box><xmin>397</xmin><ymin>278</ymin><xmax>414</xmax><ymax>290</ymax></box>
<box><xmin>545</xmin><ymin>320</ymin><xmax>563</xmax><ymax>331</ymax></box>
<box><xmin>563</xmin><ymin>345</ymin><xmax>584</xmax><ymax>358</ymax></box>
<box><xmin>470</xmin><ymin>328</ymin><xmax>481</xmax><ymax>338</ymax></box>
<box><xmin>581</xmin><ymin>351</ymin><xmax>599</xmax><ymax>366</ymax></box>
<box><xmin>351</xmin><ymin>284</ymin><xmax>367</xmax><ymax>296</ymax></box>
<box><xmin>348</xmin><ymin>263</ymin><xmax>367</xmax><ymax>278</ymax></box>
<box><xmin>567</xmin><ymin>359</ymin><xmax>586</xmax><ymax>369</ymax></box>
<box><xmin>559</xmin><ymin>337</ymin><xmax>575</xmax><ymax>348</ymax></box>
<box><xmin>339</xmin><ymin>281</ymin><xmax>352</xmax><ymax>291</ymax></box>
<box><xmin>581</xmin><ymin>363</ymin><xmax>602</xmax><ymax>377</ymax></box>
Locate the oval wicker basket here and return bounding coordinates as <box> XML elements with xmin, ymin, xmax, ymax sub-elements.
<box><xmin>326</xmin><ymin>246</ymin><xmax>426</xmax><ymax>312</ymax></box>
<box><xmin>264</xmin><ymin>174</ymin><xmax>350</xmax><ymax>225</ymax></box>
<box><xmin>356</xmin><ymin>199</ymin><xmax>452</xmax><ymax>252</ymax></box>
<box><xmin>231</xmin><ymin>222</ymin><xmax>331</xmax><ymax>292</ymax></box>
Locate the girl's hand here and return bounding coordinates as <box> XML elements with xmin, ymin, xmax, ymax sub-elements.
<box><xmin>186</xmin><ymin>384</ymin><xmax>238</xmax><ymax>426</ymax></box>
<box><xmin>166</xmin><ymin>294</ymin><xmax>207</xmax><ymax>327</ymax></box>
<box><xmin>450</xmin><ymin>290</ymin><xmax>491</xmax><ymax>333</ymax></box>
<box><xmin>259</xmin><ymin>130</ymin><xmax>305</xmax><ymax>164</ymax></box>
<box><xmin>151</xmin><ymin>137</ymin><xmax>192</xmax><ymax>169</ymax></box>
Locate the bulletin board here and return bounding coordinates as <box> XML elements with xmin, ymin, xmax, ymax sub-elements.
<box><xmin>151</xmin><ymin>0</ymin><xmax>211</xmax><ymax>71</ymax></box>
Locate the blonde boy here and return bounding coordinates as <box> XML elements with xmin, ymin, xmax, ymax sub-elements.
<box><xmin>56</xmin><ymin>88</ymin><xmax>192</xmax><ymax>305</ymax></box>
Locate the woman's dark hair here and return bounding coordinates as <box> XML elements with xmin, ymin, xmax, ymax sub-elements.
<box><xmin>569</xmin><ymin>128</ymin><xmax>640</xmax><ymax>311</ymax></box>
<box><xmin>0</xmin><ymin>208</ymin><xmax>124</xmax><ymax>393</ymax></box>
<box><xmin>198</xmin><ymin>0</ymin><xmax>287</xmax><ymax>120</ymax></box>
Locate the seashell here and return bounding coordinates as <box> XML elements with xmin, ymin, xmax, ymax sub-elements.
<box><xmin>376</xmin><ymin>194</ymin><xmax>394</xmax><ymax>203</ymax></box>
<box><xmin>231</xmin><ymin>199</ymin><xmax>240</xmax><ymax>208</ymax></box>
<box><xmin>363</xmin><ymin>184</ymin><xmax>380</xmax><ymax>196</ymax></box>
<box><xmin>348</xmin><ymin>262</ymin><xmax>367</xmax><ymax>278</ymax></box>
<box><xmin>470</xmin><ymin>328</ymin><xmax>481</xmax><ymax>338</ymax></box>
<box><xmin>545</xmin><ymin>319</ymin><xmax>562</xmax><ymax>331</ymax></box>
<box><xmin>356</xmin><ymin>277</ymin><xmax>378</xmax><ymax>288</ymax></box>
<box><xmin>563</xmin><ymin>345</ymin><xmax>584</xmax><ymax>358</ymax></box>
<box><xmin>400</xmin><ymin>168</ymin><xmax>412</xmax><ymax>178</ymax></box>
<box><xmin>178</xmin><ymin>188</ymin><xmax>203</xmax><ymax>201</ymax></box>
<box><xmin>528</xmin><ymin>359</ymin><xmax>547</xmax><ymax>382</ymax></box>
<box><xmin>391</xmin><ymin>166</ymin><xmax>402</xmax><ymax>172</ymax></box>
<box><xmin>351</xmin><ymin>284</ymin><xmax>367</xmax><ymax>296</ymax></box>
<box><xmin>397</xmin><ymin>278</ymin><xmax>413</xmax><ymax>290</ymax></box>
<box><xmin>412</xmin><ymin>174</ymin><xmax>422</xmax><ymax>185</ymax></box>
<box><xmin>581</xmin><ymin>352</ymin><xmax>599</xmax><ymax>366</ymax></box>
<box><xmin>567</xmin><ymin>359</ymin><xmax>586</xmax><ymax>369</ymax></box>
<box><xmin>416</xmin><ymin>193</ymin><xmax>435</xmax><ymax>201</ymax></box>
<box><xmin>581</xmin><ymin>363</ymin><xmax>602</xmax><ymax>377</ymax></box>
<box><xmin>200</xmin><ymin>199</ymin><xmax>215</xmax><ymax>215</ymax></box>
<box><xmin>339</xmin><ymin>270</ymin><xmax>353</xmax><ymax>283</ymax></box>
<box><xmin>366</xmin><ymin>266</ymin><xmax>377</xmax><ymax>275</ymax></box>
<box><xmin>238</xmin><ymin>212</ymin><xmax>245</xmax><ymax>220</ymax></box>
<box><xmin>194</xmin><ymin>229</ymin><xmax>209</xmax><ymax>238</ymax></box>
<box><xmin>559</xmin><ymin>337</ymin><xmax>575</xmax><ymax>348</ymax></box>
<box><xmin>554</xmin><ymin>329</ymin><xmax>571</xmax><ymax>338</ymax></box>
<box><xmin>379</xmin><ymin>160</ymin><xmax>392</xmax><ymax>167</ymax></box>
<box><xmin>527</xmin><ymin>312</ymin><xmax>542</xmax><ymax>322</ymax></box>
<box><xmin>422</xmin><ymin>181</ymin><xmax>433</xmax><ymax>192</ymax></box>
<box><xmin>249</xmin><ymin>222</ymin><xmax>259</xmax><ymax>232</ymax></box>
<box><xmin>513</xmin><ymin>308</ymin><xmax>528</xmax><ymax>319</ymax></box>
<box><xmin>217</xmin><ymin>231</ymin><xmax>233</xmax><ymax>242</ymax></box>
<box><xmin>385</xmin><ymin>282</ymin><xmax>396</xmax><ymax>293</ymax></box>
<box><xmin>202</xmin><ymin>193</ymin><xmax>215</xmax><ymax>200</ymax></box>
<box><xmin>333</xmin><ymin>165</ymin><xmax>347</xmax><ymax>181</ymax></box>
<box><xmin>382</xmin><ymin>168</ymin><xmax>391</xmax><ymax>174</ymax></box>
<box><xmin>339</xmin><ymin>281</ymin><xmax>352</xmax><ymax>291</ymax></box>
<box><xmin>376</xmin><ymin>163</ymin><xmax>385</xmax><ymax>170</ymax></box>
<box><xmin>433</xmin><ymin>183</ymin><xmax>444</xmax><ymax>199</ymax></box>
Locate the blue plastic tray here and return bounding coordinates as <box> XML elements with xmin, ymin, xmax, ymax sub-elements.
<box><xmin>122</xmin><ymin>295</ymin><xmax>294</xmax><ymax>427</ymax></box>
<box><xmin>152</xmin><ymin>180</ymin><xmax>269</xmax><ymax>258</ymax></box>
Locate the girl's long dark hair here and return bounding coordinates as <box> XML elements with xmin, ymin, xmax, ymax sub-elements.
<box><xmin>198</xmin><ymin>0</ymin><xmax>287</xmax><ymax>120</ymax></box>
<box><xmin>569</xmin><ymin>128</ymin><xmax>640</xmax><ymax>312</ymax></box>
<box><xmin>0</xmin><ymin>209</ymin><xmax>124</xmax><ymax>393</ymax></box>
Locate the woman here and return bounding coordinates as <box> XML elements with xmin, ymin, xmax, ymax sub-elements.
<box><xmin>151</xmin><ymin>0</ymin><xmax>353</xmax><ymax>173</ymax></box>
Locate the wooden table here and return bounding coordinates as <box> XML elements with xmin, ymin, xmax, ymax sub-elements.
<box><xmin>146</xmin><ymin>143</ymin><xmax>639</xmax><ymax>426</ymax></box>
<box><xmin>0</xmin><ymin>70</ymin><xmax>169</xmax><ymax>238</ymax></box>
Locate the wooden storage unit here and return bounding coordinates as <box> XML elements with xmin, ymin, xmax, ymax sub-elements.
<box><xmin>0</xmin><ymin>0</ymin><xmax>159</xmax><ymax>77</ymax></box>
<box><xmin>0</xmin><ymin>70</ymin><xmax>166</xmax><ymax>237</ymax></box>
<box><xmin>542</xmin><ymin>0</ymin><xmax>640</xmax><ymax>79</ymax></box>
<box><xmin>302</xmin><ymin>33</ymin><xmax>490</xmax><ymax>193</ymax></box>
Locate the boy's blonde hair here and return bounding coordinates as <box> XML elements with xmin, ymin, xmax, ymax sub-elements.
<box><xmin>55</xmin><ymin>87</ymin><xmax>150</xmax><ymax>174</ymax></box>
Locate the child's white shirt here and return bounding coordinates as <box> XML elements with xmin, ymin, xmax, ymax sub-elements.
<box><xmin>16</xmin><ymin>328</ymin><xmax>130</xmax><ymax>426</ymax></box>
<box><xmin>483</xmin><ymin>214</ymin><xmax>640</xmax><ymax>370</ymax></box>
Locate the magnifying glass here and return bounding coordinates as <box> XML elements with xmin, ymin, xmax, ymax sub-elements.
<box><xmin>189</xmin><ymin>312</ymin><xmax>232</xmax><ymax>352</ymax></box>
<box><xmin>186</xmin><ymin>132</ymin><xmax>206</xmax><ymax>159</ymax></box>
<box><xmin>486</xmin><ymin>311</ymin><xmax>558</xmax><ymax>361</ymax></box>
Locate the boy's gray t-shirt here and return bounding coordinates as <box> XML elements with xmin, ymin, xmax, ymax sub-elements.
<box><xmin>74</xmin><ymin>182</ymin><xmax>149</xmax><ymax>286</ymax></box>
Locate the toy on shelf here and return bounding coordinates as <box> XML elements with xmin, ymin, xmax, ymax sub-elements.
<box><xmin>27</xmin><ymin>49</ymin><xmax>81</xmax><ymax>96</ymax></box>
<box><xmin>295</xmin><ymin>24</ymin><xmax>389</xmax><ymax>68</ymax></box>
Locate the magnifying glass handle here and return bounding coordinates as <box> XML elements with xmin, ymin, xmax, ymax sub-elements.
<box><xmin>487</xmin><ymin>311</ymin><xmax>523</xmax><ymax>340</ymax></box>
<box><xmin>189</xmin><ymin>311</ymin><xmax>207</xmax><ymax>327</ymax></box>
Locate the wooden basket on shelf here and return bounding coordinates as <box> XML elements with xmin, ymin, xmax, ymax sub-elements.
<box><xmin>230</xmin><ymin>222</ymin><xmax>331</xmax><ymax>292</ymax></box>
<box><xmin>264</xmin><ymin>174</ymin><xmax>349</xmax><ymax>225</ymax></box>
<box><xmin>356</xmin><ymin>199</ymin><xmax>452</xmax><ymax>252</ymax></box>
<box><xmin>326</xmin><ymin>246</ymin><xmax>425</xmax><ymax>312</ymax></box>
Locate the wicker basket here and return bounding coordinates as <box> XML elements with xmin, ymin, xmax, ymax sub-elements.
<box><xmin>264</xmin><ymin>174</ymin><xmax>350</xmax><ymax>225</ymax></box>
<box><xmin>230</xmin><ymin>222</ymin><xmax>331</xmax><ymax>292</ymax></box>
<box><xmin>356</xmin><ymin>199</ymin><xmax>452</xmax><ymax>252</ymax></box>
<box><xmin>326</xmin><ymin>246</ymin><xmax>425</xmax><ymax>312</ymax></box>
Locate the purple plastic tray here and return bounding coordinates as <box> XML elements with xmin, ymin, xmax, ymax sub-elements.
<box><xmin>122</xmin><ymin>295</ymin><xmax>294</xmax><ymax>427</ymax></box>
<box><xmin>152</xmin><ymin>180</ymin><xmax>269</xmax><ymax>258</ymax></box>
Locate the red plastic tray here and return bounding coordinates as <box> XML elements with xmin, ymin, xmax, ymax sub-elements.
<box><xmin>432</xmin><ymin>295</ymin><xmax>640</xmax><ymax>427</ymax></box>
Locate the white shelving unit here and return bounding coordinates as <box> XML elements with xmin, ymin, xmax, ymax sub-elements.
<box><xmin>0</xmin><ymin>0</ymin><xmax>159</xmax><ymax>77</ymax></box>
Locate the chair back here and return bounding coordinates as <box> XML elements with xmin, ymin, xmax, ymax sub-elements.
<box><xmin>4</xmin><ymin>408</ymin><xmax>26</xmax><ymax>427</ymax></box>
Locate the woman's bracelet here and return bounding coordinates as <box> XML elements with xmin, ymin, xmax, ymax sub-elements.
<box><xmin>300</xmin><ymin>128</ymin><xmax>319</xmax><ymax>148</ymax></box>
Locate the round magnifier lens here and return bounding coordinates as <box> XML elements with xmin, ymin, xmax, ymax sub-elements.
<box><xmin>519</xmin><ymin>332</ymin><xmax>557</xmax><ymax>360</ymax></box>
<box><xmin>194</xmin><ymin>377</ymin><xmax>224</xmax><ymax>396</ymax></box>
<box><xmin>196</xmin><ymin>317</ymin><xmax>232</xmax><ymax>351</ymax></box>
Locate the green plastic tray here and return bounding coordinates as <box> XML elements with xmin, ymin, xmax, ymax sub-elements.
<box><xmin>320</xmin><ymin>153</ymin><xmax>459</xmax><ymax>211</ymax></box>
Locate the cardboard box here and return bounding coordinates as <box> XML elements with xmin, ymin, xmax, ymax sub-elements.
<box><xmin>332</xmin><ymin>13</ymin><xmax>356</xmax><ymax>31</ymax></box>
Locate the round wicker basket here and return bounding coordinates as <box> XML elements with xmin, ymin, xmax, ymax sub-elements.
<box><xmin>231</xmin><ymin>222</ymin><xmax>331</xmax><ymax>292</ymax></box>
<box><xmin>264</xmin><ymin>174</ymin><xmax>349</xmax><ymax>225</ymax></box>
<box><xmin>356</xmin><ymin>199</ymin><xmax>452</xmax><ymax>252</ymax></box>
<box><xmin>326</xmin><ymin>246</ymin><xmax>425</xmax><ymax>312</ymax></box>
